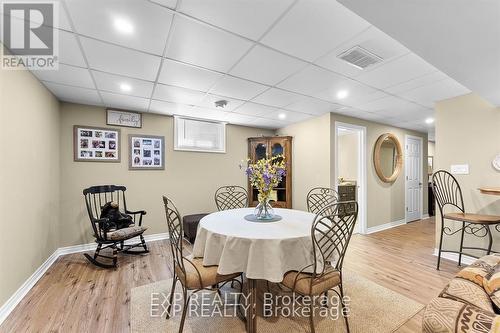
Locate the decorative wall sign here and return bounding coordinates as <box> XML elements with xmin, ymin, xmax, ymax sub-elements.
<box><xmin>129</xmin><ymin>135</ymin><xmax>165</xmax><ymax>170</ymax></box>
<box><xmin>107</xmin><ymin>109</ymin><xmax>142</xmax><ymax>128</ymax></box>
<box><xmin>74</xmin><ymin>125</ymin><xmax>121</xmax><ymax>162</ymax></box>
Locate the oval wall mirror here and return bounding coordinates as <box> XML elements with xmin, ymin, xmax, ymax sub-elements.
<box><xmin>374</xmin><ymin>133</ymin><xmax>403</xmax><ymax>183</ymax></box>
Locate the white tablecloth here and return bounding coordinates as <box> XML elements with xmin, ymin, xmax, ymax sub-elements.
<box><xmin>192</xmin><ymin>208</ymin><xmax>319</xmax><ymax>282</ymax></box>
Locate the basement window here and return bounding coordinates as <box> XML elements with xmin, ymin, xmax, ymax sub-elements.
<box><xmin>174</xmin><ymin>116</ymin><xmax>226</xmax><ymax>153</ymax></box>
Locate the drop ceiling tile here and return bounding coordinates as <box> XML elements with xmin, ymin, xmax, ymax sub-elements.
<box><xmin>158</xmin><ymin>59</ymin><xmax>223</xmax><ymax>91</ymax></box>
<box><xmin>356</xmin><ymin>53</ymin><xmax>437</xmax><ymax>89</ymax></box>
<box><xmin>196</xmin><ymin>94</ymin><xmax>245</xmax><ymax>112</ymax></box>
<box><xmin>358</xmin><ymin>95</ymin><xmax>422</xmax><ymax>114</ymax></box>
<box><xmin>179</xmin><ymin>0</ymin><xmax>294</xmax><ymax>40</ymax></box>
<box><xmin>341</xmin><ymin>90</ymin><xmax>389</xmax><ymax>109</ymax></box>
<box><xmin>265</xmin><ymin>109</ymin><xmax>313</xmax><ymax>123</ymax></box>
<box><xmin>57</xmin><ymin>31</ymin><xmax>86</xmax><ymax>67</ymax></box>
<box><xmin>32</xmin><ymin>63</ymin><xmax>94</xmax><ymax>88</ymax></box>
<box><xmin>210</xmin><ymin>76</ymin><xmax>268</xmax><ymax>100</ymax></box>
<box><xmin>277</xmin><ymin>65</ymin><xmax>344</xmax><ymax>96</ymax></box>
<box><xmin>261</xmin><ymin>0</ymin><xmax>370</xmax><ymax>61</ymax></box>
<box><xmin>399</xmin><ymin>78</ymin><xmax>471</xmax><ymax>107</ymax></box>
<box><xmin>334</xmin><ymin>107</ymin><xmax>386</xmax><ymax>122</ymax></box>
<box><xmin>312</xmin><ymin>77</ymin><xmax>378</xmax><ymax>104</ymax></box>
<box><xmin>384</xmin><ymin>71</ymin><xmax>448</xmax><ymax>94</ymax></box>
<box><xmin>250</xmin><ymin>117</ymin><xmax>289</xmax><ymax>129</ymax></box>
<box><xmin>80</xmin><ymin>37</ymin><xmax>161</xmax><ymax>81</ymax></box>
<box><xmin>174</xmin><ymin>105</ymin><xmax>229</xmax><ymax>122</ymax></box>
<box><xmin>166</xmin><ymin>16</ymin><xmax>253</xmax><ymax>72</ymax></box>
<box><xmin>153</xmin><ymin>84</ymin><xmax>206</xmax><ymax>105</ymax></box>
<box><xmin>43</xmin><ymin>81</ymin><xmax>102</xmax><ymax>105</ymax></box>
<box><xmin>65</xmin><ymin>0</ymin><xmax>173</xmax><ymax>55</ymax></box>
<box><xmin>234</xmin><ymin>102</ymin><xmax>280</xmax><ymax>117</ymax></box>
<box><xmin>284</xmin><ymin>96</ymin><xmax>338</xmax><ymax>115</ymax></box>
<box><xmin>92</xmin><ymin>71</ymin><xmax>154</xmax><ymax>98</ymax></box>
<box><xmin>149</xmin><ymin>99</ymin><xmax>178</xmax><ymax>115</ymax></box>
<box><xmin>100</xmin><ymin>91</ymin><xmax>150</xmax><ymax>111</ymax></box>
<box><xmin>315</xmin><ymin>25</ymin><xmax>409</xmax><ymax>78</ymax></box>
<box><xmin>251</xmin><ymin>88</ymin><xmax>302</xmax><ymax>108</ymax></box>
<box><xmin>230</xmin><ymin>45</ymin><xmax>306</xmax><ymax>86</ymax></box>
<box><xmin>149</xmin><ymin>0</ymin><xmax>178</xmax><ymax>9</ymax></box>
<box><xmin>222</xmin><ymin>113</ymin><xmax>257</xmax><ymax>126</ymax></box>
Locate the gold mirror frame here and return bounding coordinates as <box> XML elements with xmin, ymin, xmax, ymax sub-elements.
<box><xmin>373</xmin><ymin>133</ymin><xmax>403</xmax><ymax>183</ymax></box>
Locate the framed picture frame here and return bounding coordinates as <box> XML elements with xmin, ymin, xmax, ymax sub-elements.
<box><xmin>129</xmin><ymin>134</ymin><xmax>165</xmax><ymax>170</ymax></box>
<box><xmin>106</xmin><ymin>109</ymin><xmax>142</xmax><ymax>128</ymax></box>
<box><xmin>74</xmin><ymin>125</ymin><xmax>121</xmax><ymax>162</ymax></box>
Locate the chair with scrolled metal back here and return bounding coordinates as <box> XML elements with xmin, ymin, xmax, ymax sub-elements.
<box><xmin>306</xmin><ymin>187</ymin><xmax>339</xmax><ymax>214</ymax></box>
<box><xmin>214</xmin><ymin>185</ymin><xmax>248</xmax><ymax>211</ymax></box>
<box><xmin>432</xmin><ymin>170</ymin><xmax>500</xmax><ymax>270</ymax></box>
<box><xmin>281</xmin><ymin>201</ymin><xmax>358</xmax><ymax>333</ymax></box>
<box><xmin>162</xmin><ymin>196</ymin><xmax>242</xmax><ymax>332</ymax></box>
<box><xmin>83</xmin><ymin>185</ymin><xmax>148</xmax><ymax>268</ymax></box>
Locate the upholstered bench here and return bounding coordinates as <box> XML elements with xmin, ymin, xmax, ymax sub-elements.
<box><xmin>423</xmin><ymin>254</ymin><xmax>500</xmax><ymax>333</ymax></box>
<box><xmin>182</xmin><ymin>213</ymin><xmax>209</xmax><ymax>243</ymax></box>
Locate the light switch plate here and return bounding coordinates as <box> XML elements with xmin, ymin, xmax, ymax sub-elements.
<box><xmin>451</xmin><ymin>164</ymin><xmax>469</xmax><ymax>175</ymax></box>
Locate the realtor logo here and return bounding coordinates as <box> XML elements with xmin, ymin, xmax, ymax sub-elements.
<box><xmin>1</xmin><ymin>1</ymin><xmax>59</xmax><ymax>70</ymax></box>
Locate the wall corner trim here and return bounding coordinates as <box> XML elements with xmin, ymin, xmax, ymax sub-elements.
<box><xmin>365</xmin><ymin>219</ymin><xmax>406</xmax><ymax>234</ymax></box>
<box><xmin>0</xmin><ymin>232</ymin><xmax>169</xmax><ymax>326</ymax></box>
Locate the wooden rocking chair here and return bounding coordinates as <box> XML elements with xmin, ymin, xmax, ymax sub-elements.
<box><xmin>83</xmin><ymin>185</ymin><xmax>149</xmax><ymax>268</ymax></box>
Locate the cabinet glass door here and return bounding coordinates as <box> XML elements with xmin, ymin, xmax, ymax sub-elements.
<box><xmin>255</xmin><ymin>143</ymin><xmax>267</xmax><ymax>160</ymax></box>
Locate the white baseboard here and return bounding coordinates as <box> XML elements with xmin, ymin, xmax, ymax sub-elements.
<box><xmin>0</xmin><ymin>232</ymin><xmax>169</xmax><ymax>326</ymax></box>
<box><xmin>365</xmin><ymin>219</ymin><xmax>406</xmax><ymax>234</ymax></box>
<box><xmin>432</xmin><ymin>248</ymin><xmax>476</xmax><ymax>266</ymax></box>
<box><xmin>422</xmin><ymin>213</ymin><xmax>430</xmax><ymax>219</ymax></box>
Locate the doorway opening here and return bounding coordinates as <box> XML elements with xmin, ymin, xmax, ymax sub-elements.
<box><xmin>334</xmin><ymin>121</ymin><xmax>367</xmax><ymax>234</ymax></box>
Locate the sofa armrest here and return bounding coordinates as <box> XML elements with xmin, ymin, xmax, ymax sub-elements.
<box><xmin>423</xmin><ymin>298</ymin><xmax>500</xmax><ymax>333</ymax></box>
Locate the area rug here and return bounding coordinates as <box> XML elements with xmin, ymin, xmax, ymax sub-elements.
<box><xmin>130</xmin><ymin>272</ymin><xmax>423</xmax><ymax>333</ymax></box>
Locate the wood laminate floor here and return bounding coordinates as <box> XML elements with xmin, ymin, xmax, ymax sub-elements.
<box><xmin>0</xmin><ymin>217</ymin><xmax>461</xmax><ymax>333</ymax></box>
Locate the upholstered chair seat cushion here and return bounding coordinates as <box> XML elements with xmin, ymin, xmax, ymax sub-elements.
<box><xmin>175</xmin><ymin>256</ymin><xmax>240</xmax><ymax>289</ymax></box>
<box><xmin>282</xmin><ymin>269</ymin><xmax>341</xmax><ymax>296</ymax></box>
<box><xmin>107</xmin><ymin>226</ymin><xmax>147</xmax><ymax>240</ymax></box>
<box><xmin>456</xmin><ymin>254</ymin><xmax>500</xmax><ymax>287</ymax></box>
<box><xmin>423</xmin><ymin>297</ymin><xmax>500</xmax><ymax>333</ymax></box>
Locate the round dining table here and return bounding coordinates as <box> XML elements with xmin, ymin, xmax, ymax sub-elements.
<box><xmin>192</xmin><ymin>207</ymin><xmax>318</xmax><ymax>333</ymax></box>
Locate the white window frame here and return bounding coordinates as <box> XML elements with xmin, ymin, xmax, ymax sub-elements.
<box><xmin>174</xmin><ymin>116</ymin><xmax>226</xmax><ymax>153</ymax></box>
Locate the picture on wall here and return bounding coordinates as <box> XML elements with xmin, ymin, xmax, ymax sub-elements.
<box><xmin>129</xmin><ymin>135</ymin><xmax>165</xmax><ymax>170</ymax></box>
<box><xmin>106</xmin><ymin>109</ymin><xmax>142</xmax><ymax>128</ymax></box>
<box><xmin>74</xmin><ymin>125</ymin><xmax>121</xmax><ymax>162</ymax></box>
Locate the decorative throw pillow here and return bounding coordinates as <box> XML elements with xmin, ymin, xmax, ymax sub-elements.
<box><xmin>456</xmin><ymin>254</ymin><xmax>500</xmax><ymax>287</ymax></box>
<box><xmin>484</xmin><ymin>263</ymin><xmax>500</xmax><ymax>310</ymax></box>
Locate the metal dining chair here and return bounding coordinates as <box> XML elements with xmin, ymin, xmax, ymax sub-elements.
<box><xmin>306</xmin><ymin>187</ymin><xmax>339</xmax><ymax>214</ymax></box>
<box><xmin>162</xmin><ymin>196</ymin><xmax>242</xmax><ymax>333</ymax></box>
<box><xmin>281</xmin><ymin>201</ymin><xmax>358</xmax><ymax>333</ymax></box>
<box><xmin>214</xmin><ymin>185</ymin><xmax>249</xmax><ymax>211</ymax></box>
<box><xmin>432</xmin><ymin>170</ymin><xmax>500</xmax><ymax>270</ymax></box>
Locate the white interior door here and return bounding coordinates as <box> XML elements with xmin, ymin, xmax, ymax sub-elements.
<box><xmin>405</xmin><ymin>136</ymin><xmax>422</xmax><ymax>222</ymax></box>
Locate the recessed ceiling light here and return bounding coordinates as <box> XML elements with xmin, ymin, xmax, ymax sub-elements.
<box><xmin>113</xmin><ymin>17</ymin><xmax>134</xmax><ymax>34</ymax></box>
<box><xmin>120</xmin><ymin>83</ymin><xmax>132</xmax><ymax>92</ymax></box>
<box><xmin>337</xmin><ymin>90</ymin><xmax>349</xmax><ymax>99</ymax></box>
<box><xmin>425</xmin><ymin>117</ymin><xmax>435</xmax><ymax>124</ymax></box>
<box><xmin>278</xmin><ymin>113</ymin><xmax>286</xmax><ymax>120</ymax></box>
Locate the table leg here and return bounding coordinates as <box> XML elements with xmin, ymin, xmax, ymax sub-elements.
<box><xmin>246</xmin><ymin>278</ymin><xmax>257</xmax><ymax>333</ymax></box>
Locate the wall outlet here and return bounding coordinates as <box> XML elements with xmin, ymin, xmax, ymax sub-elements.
<box><xmin>451</xmin><ymin>164</ymin><xmax>469</xmax><ymax>175</ymax></box>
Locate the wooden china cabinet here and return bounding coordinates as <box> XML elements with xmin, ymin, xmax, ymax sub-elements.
<box><xmin>247</xmin><ymin>136</ymin><xmax>293</xmax><ymax>208</ymax></box>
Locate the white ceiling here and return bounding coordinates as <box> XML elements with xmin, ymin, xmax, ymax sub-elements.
<box><xmin>338</xmin><ymin>0</ymin><xmax>500</xmax><ymax>107</ymax></box>
<box><xmin>3</xmin><ymin>0</ymin><xmax>472</xmax><ymax>132</ymax></box>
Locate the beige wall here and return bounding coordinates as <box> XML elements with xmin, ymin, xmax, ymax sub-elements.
<box><xmin>0</xmin><ymin>65</ymin><xmax>60</xmax><ymax>305</ymax></box>
<box><xmin>435</xmin><ymin>93</ymin><xmax>500</xmax><ymax>253</ymax></box>
<box><xmin>59</xmin><ymin>103</ymin><xmax>273</xmax><ymax>247</ymax></box>
<box><xmin>428</xmin><ymin>141</ymin><xmax>435</xmax><ymax>157</ymax></box>
<box><xmin>277</xmin><ymin>113</ymin><xmax>331</xmax><ymax>210</ymax></box>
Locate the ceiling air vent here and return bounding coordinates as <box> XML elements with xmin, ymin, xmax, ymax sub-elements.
<box><xmin>337</xmin><ymin>45</ymin><xmax>383</xmax><ymax>69</ymax></box>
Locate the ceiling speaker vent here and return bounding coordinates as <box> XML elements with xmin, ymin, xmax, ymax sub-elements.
<box><xmin>337</xmin><ymin>45</ymin><xmax>383</xmax><ymax>69</ymax></box>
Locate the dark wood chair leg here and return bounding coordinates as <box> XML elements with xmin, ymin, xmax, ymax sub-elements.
<box><xmin>458</xmin><ymin>221</ymin><xmax>465</xmax><ymax>266</ymax></box>
<box><xmin>140</xmin><ymin>234</ymin><xmax>148</xmax><ymax>252</ymax></box>
<box><xmin>112</xmin><ymin>244</ymin><xmax>118</xmax><ymax>268</ymax></box>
